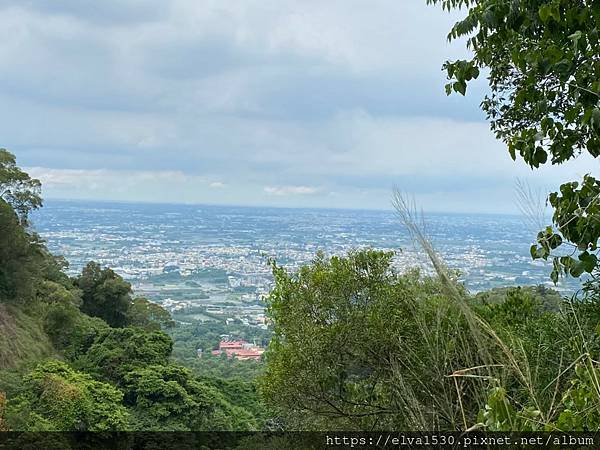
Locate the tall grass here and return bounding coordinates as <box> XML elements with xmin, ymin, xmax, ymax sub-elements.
<box><xmin>391</xmin><ymin>190</ymin><xmax>596</xmax><ymax>430</ymax></box>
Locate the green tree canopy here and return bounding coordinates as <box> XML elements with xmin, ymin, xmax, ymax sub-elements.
<box><xmin>123</xmin><ymin>364</ymin><xmax>257</xmax><ymax>431</ymax></box>
<box><xmin>0</xmin><ymin>149</ymin><xmax>42</xmax><ymax>225</ymax></box>
<box><xmin>260</xmin><ymin>250</ymin><xmax>487</xmax><ymax>430</ymax></box>
<box><xmin>127</xmin><ymin>297</ymin><xmax>175</xmax><ymax>331</ymax></box>
<box><xmin>77</xmin><ymin>327</ymin><xmax>173</xmax><ymax>384</ymax></box>
<box><xmin>76</xmin><ymin>262</ymin><xmax>133</xmax><ymax>327</ymax></box>
<box><xmin>5</xmin><ymin>360</ymin><xmax>129</xmax><ymax>431</ymax></box>
<box><xmin>44</xmin><ymin>301</ymin><xmax>109</xmax><ymax>359</ymax></box>
<box><xmin>0</xmin><ymin>200</ymin><xmax>45</xmax><ymax>302</ymax></box>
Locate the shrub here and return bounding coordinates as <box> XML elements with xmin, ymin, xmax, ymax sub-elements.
<box><xmin>6</xmin><ymin>360</ymin><xmax>129</xmax><ymax>431</ymax></box>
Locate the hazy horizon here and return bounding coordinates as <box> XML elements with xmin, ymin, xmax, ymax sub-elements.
<box><xmin>38</xmin><ymin>195</ymin><xmax>531</xmax><ymax>217</ymax></box>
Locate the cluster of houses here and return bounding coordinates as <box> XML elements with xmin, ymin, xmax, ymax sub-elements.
<box><xmin>203</xmin><ymin>339</ymin><xmax>265</xmax><ymax>361</ymax></box>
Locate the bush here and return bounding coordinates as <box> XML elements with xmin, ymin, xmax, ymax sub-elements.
<box><xmin>261</xmin><ymin>250</ymin><xmax>492</xmax><ymax>430</ymax></box>
<box><xmin>5</xmin><ymin>360</ymin><xmax>129</xmax><ymax>431</ymax></box>
<box><xmin>123</xmin><ymin>364</ymin><xmax>258</xmax><ymax>431</ymax></box>
<box><xmin>44</xmin><ymin>302</ymin><xmax>109</xmax><ymax>360</ymax></box>
<box><xmin>76</xmin><ymin>327</ymin><xmax>173</xmax><ymax>384</ymax></box>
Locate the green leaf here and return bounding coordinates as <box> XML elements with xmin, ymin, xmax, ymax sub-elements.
<box><xmin>535</xmin><ymin>247</ymin><xmax>548</xmax><ymax>260</ymax></box>
<box><xmin>549</xmin><ymin>3</ymin><xmax>560</xmax><ymax>22</ymax></box>
<box><xmin>588</xmin><ymin>138</ymin><xmax>600</xmax><ymax>158</ymax></box>
<box><xmin>579</xmin><ymin>252</ymin><xmax>598</xmax><ymax>273</ymax></box>
<box><xmin>591</xmin><ymin>108</ymin><xmax>600</xmax><ymax>130</ymax></box>
<box><xmin>560</xmin><ymin>256</ymin><xmax>575</xmax><ymax>269</ymax></box>
<box><xmin>534</xmin><ymin>148</ymin><xmax>548</xmax><ymax>164</ymax></box>
<box><xmin>548</xmin><ymin>233</ymin><xmax>562</xmax><ymax>249</ymax></box>
<box><xmin>453</xmin><ymin>81</ymin><xmax>466</xmax><ymax>96</ymax></box>
<box><xmin>570</xmin><ymin>262</ymin><xmax>585</xmax><ymax>278</ymax></box>
<box><xmin>539</xmin><ymin>5</ymin><xmax>551</xmax><ymax>22</ymax></box>
<box><xmin>468</xmin><ymin>65</ymin><xmax>480</xmax><ymax>80</ymax></box>
<box><xmin>530</xmin><ymin>245</ymin><xmax>538</xmax><ymax>259</ymax></box>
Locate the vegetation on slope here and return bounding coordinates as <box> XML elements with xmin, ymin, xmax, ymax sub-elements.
<box><xmin>0</xmin><ymin>304</ymin><xmax>55</xmax><ymax>371</ymax></box>
<box><xmin>0</xmin><ymin>148</ymin><xmax>266</xmax><ymax>431</ymax></box>
<box><xmin>258</xmin><ymin>249</ymin><xmax>600</xmax><ymax>431</ymax></box>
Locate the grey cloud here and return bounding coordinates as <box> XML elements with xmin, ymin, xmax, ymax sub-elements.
<box><xmin>0</xmin><ymin>0</ymin><xmax>168</xmax><ymax>26</ymax></box>
<box><xmin>252</xmin><ymin>70</ymin><xmax>486</xmax><ymax>121</ymax></box>
<box><xmin>144</xmin><ymin>39</ymin><xmax>257</xmax><ymax>80</ymax></box>
<box><xmin>0</xmin><ymin>0</ymin><xmax>593</xmax><ymax>213</ymax></box>
<box><xmin>0</xmin><ymin>0</ymin><xmax>475</xmax><ymax>117</ymax></box>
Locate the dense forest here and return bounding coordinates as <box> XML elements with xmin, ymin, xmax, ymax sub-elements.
<box><xmin>1</xmin><ymin>0</ymin><xmax>600</xmax><ymax>439</ymax></box>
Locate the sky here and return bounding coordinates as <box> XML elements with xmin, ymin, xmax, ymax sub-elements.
<box><xmin>0</xmin><ymin>0</ymin><xmax>597</xmax><ymax>214</ymax></box>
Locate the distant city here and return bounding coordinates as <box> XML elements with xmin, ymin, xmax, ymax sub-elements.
<box><xmin>30</xmin><ymin>200</ymin><xmax>579</xmax><ymax>324</ymax></box>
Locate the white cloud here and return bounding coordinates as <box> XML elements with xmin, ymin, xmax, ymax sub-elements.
<box><xmin>25</xmin><ymin>167</ymin><xmax>208</xmax><ymax>203</ymax></box>
<box><xmin>264</xmin><ymin>185</ymin><xmax>320</xmax><ymax>196</ymax></box>
<box><xmin>27</xmin><ymin>167</ymin><xmax>190</xmax><ymax>187</ymax></box>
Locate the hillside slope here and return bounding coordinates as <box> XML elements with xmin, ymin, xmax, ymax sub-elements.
<box><xmin>0</xmin><ymin>304</ymin><xmax>55</xmax><ymax>370</ymax></box>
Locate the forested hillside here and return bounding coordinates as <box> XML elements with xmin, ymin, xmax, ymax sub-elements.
<box><xmin>0</xmin><ymin>149</ymin><xmax>266</xmax><ymax>431</ymax></box>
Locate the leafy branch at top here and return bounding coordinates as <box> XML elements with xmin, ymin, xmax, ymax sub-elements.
<box><xmin>429</xmin><ymin>0</ymin><xmax>600</xmax><ymax>283</ymax></box>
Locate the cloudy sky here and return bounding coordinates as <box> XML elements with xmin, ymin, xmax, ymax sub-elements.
<box><xmin>0</xmin><ymin>0</ymin><xmax>596</xmax><ymax>213</ymax></box>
